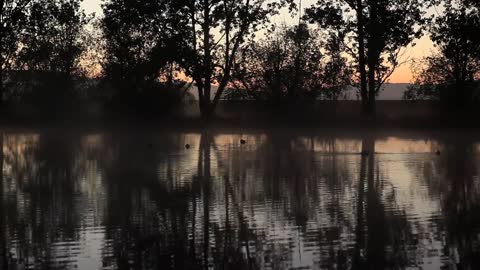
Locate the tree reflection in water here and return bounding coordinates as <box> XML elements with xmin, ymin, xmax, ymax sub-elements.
<box><xmin>353</xmin><ymin>137</ymin><xmax>415</xmax><ymax>269</ymax></box>
<box><xmin>415</xmin><ymin>136</ymin><xmax>480</xmax><ymax>269</ymax></box>
<box><xmin>0</xmin><ymin>129</ymin><xmax>479</xmax><ymax>269</ymax></box>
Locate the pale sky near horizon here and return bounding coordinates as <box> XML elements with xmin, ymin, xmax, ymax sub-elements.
<box><xmin>81</xmin><ymin>0</ymin><xmax>437</xmax><ymax>83</ymax></box>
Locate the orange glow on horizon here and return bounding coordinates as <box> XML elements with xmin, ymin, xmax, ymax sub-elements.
<box><xmin>390</xmin><ymin>66</ymin><xmax>414</xmax><ymax>83</ymax></box>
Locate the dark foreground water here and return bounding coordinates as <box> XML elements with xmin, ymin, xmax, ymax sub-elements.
<box><xmin>1</xmin><ymin>128</ymin><xmax>480</xmax><ymax>270</ymax></box>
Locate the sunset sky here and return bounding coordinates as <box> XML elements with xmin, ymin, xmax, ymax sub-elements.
<box><xmin>81</xmin><ymin>0</ymin><xmax>437</xmax><ymax>83</ymax></box>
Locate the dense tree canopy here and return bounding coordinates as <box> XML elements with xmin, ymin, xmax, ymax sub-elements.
<box><xmin>17</xmin><ymin>0</ymin><xmax>90</xmax><ymax>75</ymax></box>
<box><xmin>101</xmin><ymin>0</ymin><xmax>191</xmax><ymax>93</ymax></box>
<box><xmin>0</xmin><ymin>0</ymin><xmax>479</xmax><ymax>116</ymax></box>
<box><xmin>0</xmin><ymin>0</ymin><xmax>32</xmax><ymax>104</ymax></box>
<box><xmin>231</xmin><ymin>23</ymin><xmax>351</xmax><ymax>103</ymax></box>
<box><xmin>1</xmin><ymin>0</ymin><xmax>90</xmax><ymax>104</ymax></box>
<box><xmin>306</xmin><ymin>0</ymin><xmax>433</xmax><ymax>113</ymax></box>
<box><xmin>404</xmin><ymin>1</ymin><xmax>480</xmax><ymax>105</ymax></box>
<box><xmin>172</xmin><ymin>0</ymin><xmax>296</xmax><ymax>117</ymax></box>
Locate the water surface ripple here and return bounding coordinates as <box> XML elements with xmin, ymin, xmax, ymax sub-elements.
<box><xmin>0</xmin><ymin>129</ymin><xmax>479</xmax><ymax>269</ymax></box>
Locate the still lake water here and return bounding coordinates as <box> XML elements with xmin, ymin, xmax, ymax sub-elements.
<box><xmin>1</xmin><ymin>128</ymin><xmax>480</xmax><ymax>270</ymax></box>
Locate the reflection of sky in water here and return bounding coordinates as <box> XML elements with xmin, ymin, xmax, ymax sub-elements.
<box><xmin>1</xmin><ymin>130</ymin><xmax>480</xmax><ymax>269</ymax></box>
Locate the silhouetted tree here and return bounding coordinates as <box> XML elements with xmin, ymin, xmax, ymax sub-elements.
<box><xmin>320</xmin><ymin>35</ymin><xmax>353</xmax><ymax>101</ymax></box>
<box><xmin>404</xmin><ymin>2</ymin><xmax>480</xmax><ymax>106</ymax></box>
<box><xmin>306</xmin><ymin>0</ymin><xmax>432</xmax><ymax>113</ymax></box>
<box><xmin>101</xmin><ymin>0</ymin><xmax>191</xmax><ymax>97</ymax></box>
<box><xmin>9</xmin><ymin>0</ymin><xmax>92</xmax><ymax>106</ymax></box>
<box><xmin>183</xmin><ymin>0</ymin><xmax>296</xmax><ymax>118</ymax></box>
<box><xmin>17</xmin><ymin>0</ymin><xmax>89</xmax><ymax>75</ymax></box>
<box><xmin>231</xmin><ymin>23</ymin><xmax>351</xmax><ymax>104</ymax></box>
<box><xmin>0</xmin><ymin>0</ymin><xmax>32</xmax><ymax>106</ymax></box>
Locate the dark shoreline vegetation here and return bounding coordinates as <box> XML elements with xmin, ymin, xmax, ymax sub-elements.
<box><xmin>1</xmin><ymin>100</ymin><xmax>480</xmax><ymax>129</ymax></box>
<box><xmin>1</xmin><ymin>0</ymin><xmax>479</xmax><ymax>123</ymax></box>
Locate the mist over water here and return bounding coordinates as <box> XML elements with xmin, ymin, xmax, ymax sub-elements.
<box><xmin>1</xmin><ymin>129</ymin><xmax>480</xmax><ymax>269</ymax></box>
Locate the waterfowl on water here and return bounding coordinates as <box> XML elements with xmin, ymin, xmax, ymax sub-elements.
<box><xmin>240</xmin><ymin>139</ymin><xmax>246</xmax><ymax>145</ymax></box>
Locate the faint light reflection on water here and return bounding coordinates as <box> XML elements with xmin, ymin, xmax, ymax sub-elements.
<box><xmin>0</xmin><ymin>129</ymin><xmax>480</xmax><ymax>269</ymax></box>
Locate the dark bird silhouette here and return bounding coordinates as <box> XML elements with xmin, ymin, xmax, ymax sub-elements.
<box><xmin>240</xmin><ymin>139</ymin><xmax>246</xmax><ymax>145</ymax></box>
<box><xmin>185</xmin><ymin>144</ymin><xmax>191</xmax><ymax>149</ymax></box>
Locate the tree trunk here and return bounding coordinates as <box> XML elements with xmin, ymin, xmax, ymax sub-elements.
<box><xmin>197</xmin><ymin>84</ymin><xmax>208</xmax><ymax>118</ymax></box>
<box><xmin>0</xmin><ymin>67</ymin><xmax>3</xmax><ymax>108</ymax></box>
<box><xmin>356</xmin><ymin>0</ymin><xmax>368</xmax><ymax>113</ymax></box>
<box><xmin>366</xmin><ymin>0</ymin><xmax>378</xmax><ymax>115</ymax></box>
<box><xmin>367</xmin><ymin>64</ymin><xmax>376</xmax><ymax>114</ymax></box>
<box><xmin>0</xmin><ymin>0</ymin><xmax>5</xmax><ymax>108</ymax></box>
<box><xmin>202</xmin><ymin>0</ymin><xmax>212</xmax><ymax>118</ymax></box>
